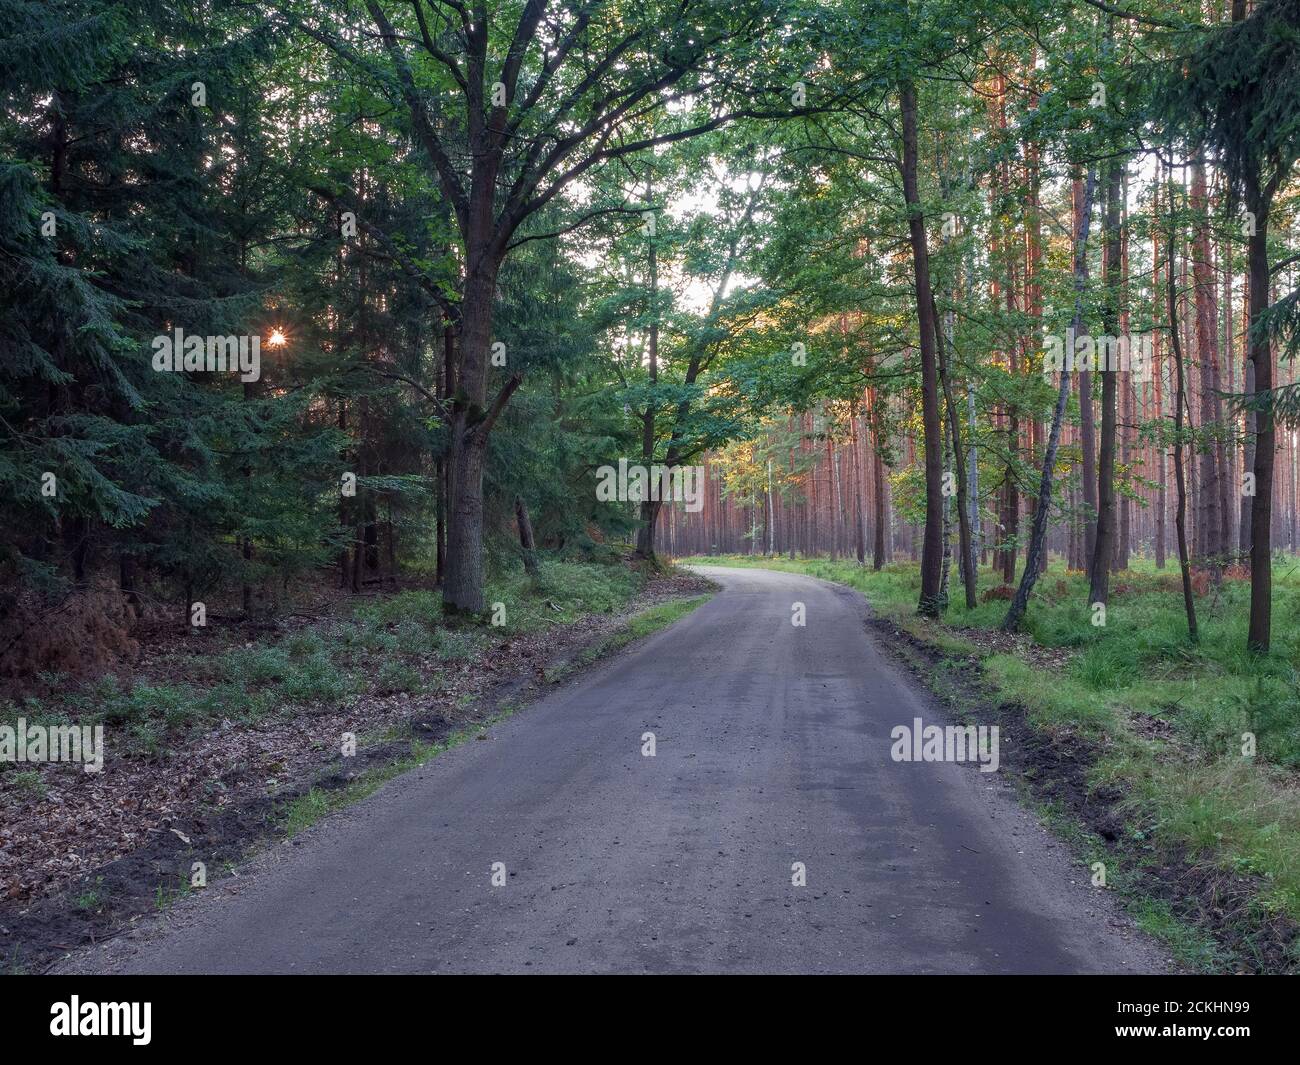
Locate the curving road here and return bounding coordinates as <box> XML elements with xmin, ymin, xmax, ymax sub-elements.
<box><xmin>60</xmin><ymin>565</ymin><xmax>1167</xmax><ymax>975</ymax></box>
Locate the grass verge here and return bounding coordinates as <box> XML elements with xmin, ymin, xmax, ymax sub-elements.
<box><xmin>282</xmin><ymin>592</ymin><xmax>710</xmax><ymax>835</ymax></box>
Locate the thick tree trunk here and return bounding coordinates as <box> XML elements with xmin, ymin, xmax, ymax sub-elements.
<box><xmin>967</xmin><ymin>382</ymin><xmax>979</xmax><ymax>567</ymax></box>
<box><xmin>872</xmin><ymin>412</ymin><xmax>887</xmax><ymax>571</ymax></box>
<box><xmin>851</xmin><ymin>416</ymin><xmax>866</xmax><ymax>564</ymax></box>
<box><xmin>635</xmin><ymin>498</ymin><xmax>664</xmax><ymax>559</ymax></box>
<box><xmin>1192</xmin><ymin>159</ymin><xmax>1224</xmax><ymax>566</ymax></box>
<box><xmin>1223</xmin><ymin>234</ymin><xmax>1239</xmax><ymax>550</ymax></box>
<box><xmin>1117</xmin><ymin>176</ymin><xmax>1132</xmax><ymax>573</ymax></box>
<box><xmin>1080</xmin><ymin>364</ymin><xmax>1098</xmax><ymax>572</ymax></box>
<box><xmin>1089</xmin><ymin>159</ymin><xmax>1123</xmax><ymax>606</ymax></box>
<box><xmin>443</xmin><ymin>262</ymin><xmax>499</xmax><ymax>615</ymax></box>
<box><xmin>1246</xmin><ymin>186</ymin><xmax>1273</xmax><ymax>652</ymax></box>
<box><xmin>1117</xmin><ymin>377</ymin><xmax>1132</xmax><ymax>571</ymax></box>
<box><xmin>1024</xmin><ymin>104</ymin><xmax>1046</xmax><ymax>577</ymax></box>
<box><xmin>1232</xmin><ymin>0</ymin><xmax>1253</xmax><ymax>558</ymax></box>
<box><xmin>1154</xmin><ymin>241</ymin><xmax>1167</xmax><ymax>570</ymax></box>
<box><xmin>1239</xmin><ymin>300</ymin><xmax>1256</xmax><ymax>554</ymax></box>
<box><xmin>1077</xmin><ymin>175</ymin><xmax>1098</xmax><ymax>575</ymax></box>
<box><xmin>436</xmin><ymin>317</ymin><xmax>454</xmax><ymax>585</ymax></box>
<box><xmin>1167</xmin><ymin>171</ymin><xmax>1199</xmax><ymax>642</ymax></box>
<box><xmin>635</xmin><ymin>179</ymin><xmax>662</xmax><ymax>561</ymax></box>
<box><xmin>935</xmin><ymin>294</ymin><xmax>976</xmax><ymax>607</ymax></box>
<box><xmin>338</xmin><ymin>398</ymin><xmax>350</xmax><ymax>586</ymax></box>
<box><xmin>242</xmin><ymin>378</ymin><xmax>255</xmax><ymax>614</ymax></box>
<box><xmin>900</xmin><ymin>80</ymin><xmax>945</xmax><ymax>617</ymax></box>
<box><xmin>445</xmin><ymin>424</ymin><xmax>489</xmax><ymax>612</ymax></box>
<box><xmin>1000</xmin><ymin>422</ymin><xmax>1018</xmax><ymax>585</ymax></box>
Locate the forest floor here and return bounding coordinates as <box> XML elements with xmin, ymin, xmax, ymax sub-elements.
<box><xmin>680</xmin><ymin>554</ymin><xmax>1300</xmax><ymax>975</ymax></box>
<box><xmin>0</xmin><ymin>558</ymin><xmax>712</xmax><ymax>974</ymax></box>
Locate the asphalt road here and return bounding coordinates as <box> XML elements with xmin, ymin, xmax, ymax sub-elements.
<box><xmin>61</xmin><ymin>565</ymin><xmax>1167</xmax><ymax>974</ymax></box>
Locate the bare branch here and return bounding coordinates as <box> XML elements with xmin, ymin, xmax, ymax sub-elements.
<box><xmin>362</xmin><ymin>364</ymin><xmax>450</xmax><ymax>418</ymax></box>
<box><xmin>472</xmin><ymin>372</ymin><xmax>524</xmax><ymax>438</ymax></box>
<box><xmin>1077</xmin><ymin>0</ymin><xmax>1192</xmax><ymax>31</ymax></box>
<box><xmin>409</xmin><ymin>0</ymin><xmax>468</xmax><ymax>91</ymax></box>
<box><xmin>507</xmin><ymin>204</ymin><xmax>645</xmax><ymax>251</ymax></box>
<box><xmin>494</xmin><ymin>0</ymin><xmax>548</xmax><ymax>148</ymax></box>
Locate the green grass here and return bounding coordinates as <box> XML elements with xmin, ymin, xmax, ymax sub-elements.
<box><xmin>1027</xmin><ymin>796</ymin><xmax>1225</xmax><ymax>971</ymax></box>
<box><xmin>352</xmin><ymin>589</ymin><xmax>443</xmax><ymax>629</ymax></box>
<box><xmin>153</xmin><ymin>879</ymin><xmax>193</xmax><ymax>911</ymax></box>
<box><xmin>280</xmin><ymin>734</ymin><xmax>453</xmax><ymax>836</ymax></box>
<box><xmin>3</xmin><ymin>769</ymin><xmax>47</xmax><ymax>797</ymax></box>
<box><xmin>483</xmin><ymin>559</ymin><xmax>644</xmax><ymax>633</ymax></box>
<box><xmin>2</xmin><ymin>560</ymin><xmax>656</xmax><ymax>762</ymax></box>
<box><xmin>73</xmin><ymin>877</ymin><xmax>104</xmax><ymax>912</ymax></box>
<box><xmin>1130</xmin><ymin>897</ymin><xmax>1229</xmax><ymax>971</ymax></box>
<box><xmin>542</xmin><ymin>595</ymin><xmax>710</xmax><ymax>683</ymax></box>
<box><xmin>627</xmin><ymin>595</ymin><xmax>709</xmax><ymax>638</ymax></box>
<box><xmin>685</xmin><ymin>552</ymin><xmax>1300</xmax><ymax>963</ymax></box>
<box><xmin>982</xmin><ymin>653</ymin><xmax>1120</xmax><ymax>732</ymax></box>
<box><xmin>375</xmin><ymin>659</ymin><xmax>423</xmax><ymax>694</ymax></box>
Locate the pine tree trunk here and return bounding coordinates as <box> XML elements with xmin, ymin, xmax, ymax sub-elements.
<box><xmin>1192</xmin><ymin>158</ymin><xmax>1223</xmax><ymax>567</ymax></box>
<box><xmin>1088</xmin><ymin>159</ymin><xmax>1123</xmax><ymax>607</ymax></box>
<box><xmin>900</xmin><ymin>79</ymin><xmax>945</xmax><ymax>617</ymax></box>
<box><xmin>1246</xmin><ymin>180</ymin><xmax>1273</xmax><ymax>652</ymax></box>
<box><xmin>936</xmin><ymin>294</ymin><xmax>976</xmax><ymax>607</ymax></box>
<box><xmin>1167</xmin><ymin>170</ymin><xmax>1199</xmax><ymax>642</ymax></box>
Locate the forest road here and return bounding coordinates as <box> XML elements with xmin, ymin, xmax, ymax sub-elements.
<box><xmin>59</xmin><ymin>565</ymin><xmax>1169</xmax><ymax>974</ymax></box>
